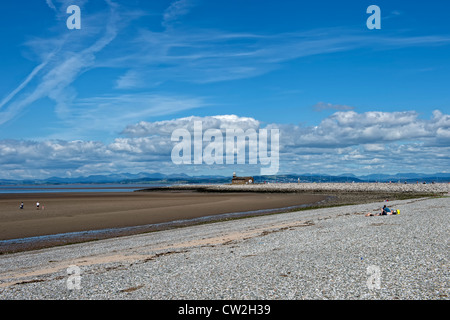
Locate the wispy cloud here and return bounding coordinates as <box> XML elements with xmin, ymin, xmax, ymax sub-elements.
<box><xmin>108</xmin><ymin>25</ymin><xmax>450</xmax><ymax>88</ymax></box>
<box><xmin>2</xmin><ymin>1</ymin><xmax>450</xmax><ymax>134</ymax></box>
<box><xmin>0</xmin><ymin>0</ymin><xmax>125</xmax><ymax>125</ymax></box>
<box><xmin>45</xmin><ymin>0</ymin><xmax>57</xmax><ymax>12</ymax></box>
<box><xmin>54</xmin><ymin>94</ymin><xmax>208</xmax><ymax>140</ymax></box>
<box><xmin>313</xmin><ymin>102</ymin><xmax>355</xmax><ymax>112</ymax></box>
<box><xmin>162</xmin><ymin>0</ymin><xmax>194</xmax><ymax>28</ymax></box>
<box><xmin>0</xmin><ymin>52</ymin><xmax>54</xmax><ymax>112</ymax></box>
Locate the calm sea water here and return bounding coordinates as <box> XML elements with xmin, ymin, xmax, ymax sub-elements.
<box><xmin>0</xmin><ymin>184</ymin><xmax>173</xmax><ymax>194</ymax></box>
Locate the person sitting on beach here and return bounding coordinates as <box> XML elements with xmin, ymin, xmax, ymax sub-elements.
<box><xmin>365</xmin><ymin>205</ymin><xmax>397</xmax><ymax>216</ymax></box>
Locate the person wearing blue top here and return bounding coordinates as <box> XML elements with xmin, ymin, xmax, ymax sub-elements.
<box><xmin>365</xmin><ymin>205</ymin><xmax>397</xmax><ymax>216</ymax></box>
<box><xmin>382</xmin><ymin>205</ymin><xmax>391</xmax><ymax>215</ymax></box>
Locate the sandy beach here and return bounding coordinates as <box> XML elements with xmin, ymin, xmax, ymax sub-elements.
<box><xmin>0</xmin><ymin>190</ymin><xmax>327</xmax><ymax>253</ymax></box>
<box><xmin>1</xmin><ymin>183</ymin><xmax>448</xmax><ymax>254</ymax></box>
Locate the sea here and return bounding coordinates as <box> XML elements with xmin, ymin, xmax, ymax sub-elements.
<box><xmin>0</xmin><ymin>183</ymin><xmax>173</xmax><ymax>194</ymax></box>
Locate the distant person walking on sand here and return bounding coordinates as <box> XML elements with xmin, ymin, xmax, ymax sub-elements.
<box><xmin>36</xmin><ymin>202</ymin><xmax>40</xmax><ymax>210</ymax></box>
<box><xmin>20</xmin><ymin>202</ymin><xmax>24</xmax><ymax>209</ymax></box>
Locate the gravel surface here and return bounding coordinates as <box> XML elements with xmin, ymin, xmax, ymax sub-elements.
<box><xmin>160</xmin><ymin>182</ymin><xmax>450</xmax><ymax>194</ymax></box>
<box><xmin>0</xmin><ymin>194</ymin><xmax>448</xmax><ymax>300</ymax></box>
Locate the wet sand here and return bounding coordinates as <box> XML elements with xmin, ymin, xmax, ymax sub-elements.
<box><xmin>1</xmin><ymin>195</ymin><xmax>447</xmax><ymax>299</ymax></box>
<box><xmin>0</xmin><ymin>191</ymin><xmax>327</xmax><ymax>253</ymax></box>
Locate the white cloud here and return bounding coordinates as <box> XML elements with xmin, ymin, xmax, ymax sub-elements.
<box><xmin>45</xmin><ymin>0</ymin><xmax>57</xmax><ymax>12</ymax></box>
<box><xmin>280</xmin><ymin>110</ymin><xmax>443</xmax><ymax>149</ymax></box>
<box><xmin>122</xmin><ymin>114</ymin><xmax>260</xmax><ymax>137</ymax></box>
<box><xmin>1</xmin><ymin>111</ymin><xmax>449</xmax><ymax>179</ymax></box>
<box><xmin>363</xmin><ymin>144</ymin><xmax>385</xmax><ymax>152</ymax></box>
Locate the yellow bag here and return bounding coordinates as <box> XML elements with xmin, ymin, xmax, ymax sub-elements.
<box><xmin>396</xmin><ymin>209</ymin><xmax>400</xmax><ymax>215</ymax></box>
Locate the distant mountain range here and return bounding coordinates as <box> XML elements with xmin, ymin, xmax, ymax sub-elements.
<box><xmin>0</xmin><ymin>172</ymin><xmax>449</xmax><ymax>185</ymax></box>
<box><xmin>255</xmin><ymin>172</ymin><xmax>450</xmax><ymax>183</ymax></box>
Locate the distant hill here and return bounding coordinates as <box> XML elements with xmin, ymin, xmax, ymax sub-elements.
<box><xmin>0</xmin><ymin>172</ymin><xmax>230</xmax><ymax>185</ymax></box>
<box><xmin>358</xmin><ymin>172</ymin><xmax>450</xmax><ymax>183</ymax></box>
<box><xmin>1</xmin><ymin>171</ymin><xmax>449</xmax><ymax>185</ymax></box>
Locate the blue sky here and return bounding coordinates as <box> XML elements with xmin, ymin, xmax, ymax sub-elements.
<box><xmin>0</xmin><ymin>0</ymin><xmax>449</xmax><ymax>179</ymax></box>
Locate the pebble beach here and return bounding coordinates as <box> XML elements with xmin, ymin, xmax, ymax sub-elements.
<box><xmin>162</xmin><ymin>181</ymin><xmax>450</xmax><ymax>194</ymax></box>
<box><xmin>0</xmin><ymin>183</ymin><xmax>448</xmax><ymax>300</ymax></box>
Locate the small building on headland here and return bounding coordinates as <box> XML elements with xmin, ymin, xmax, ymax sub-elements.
<box><xmin>231</xmin><ymin>172</ymin><xmax>254</xmax><ymax>185</ymax></box>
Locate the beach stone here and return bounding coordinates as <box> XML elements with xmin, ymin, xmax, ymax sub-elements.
<box><xmin>167</xmin><ymin>182</ymin><xmax>450</xmax><ymax>194</ymax></box>
<box><xmin>0</xmin><ymin>187</ymin><xmax>448</xmax><ymax>300</ymax></box>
